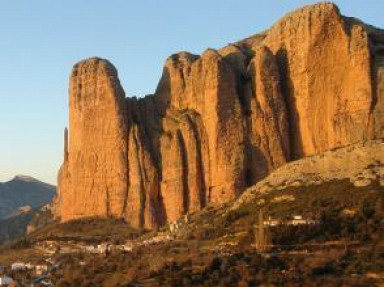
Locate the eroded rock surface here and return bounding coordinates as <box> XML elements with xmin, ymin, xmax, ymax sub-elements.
<box><xmin>57</xmin><ymin>58</ymin><xmax>128</xmax><ymax>222</ymax></box>
<box><xmin>233</xmin><ymin>140</ymin><xmax>384</xmax><ymax>209</ymax></box>
<box><xmin>55</xmin><ymin>3</ymin><xmax>384</xmax><ymax>228</ymax></box>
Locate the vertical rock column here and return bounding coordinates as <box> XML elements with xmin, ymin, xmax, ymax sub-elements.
<box><xmin>64</xmin><ymin>127</ymin><xmax>69</xmax><ymax>162</ymax></box>
<box><xmin>59</xmin><ymin>58</ymin><xmax>128</xmax><ymax>221</ymax></box>
<box><xmin>155</xmin><ymin>50</ymin><xmax>246</xmax><ymax>207</ymax></box>
<box><xmin>125</xmin><ymin>121</ymin><xmax>163</xmax><ymax>229</ymax></box>
<box><xmin>199</xmin><ymin>50</ymin><xmax>246</xmax><ymax>202</ymax></box>
<box><xmin>246</xmin><ymin>46</ymin><xmax>290</xmax><ymax>182</ymax></box>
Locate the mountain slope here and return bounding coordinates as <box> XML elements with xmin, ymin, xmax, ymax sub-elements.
<box><xmin>0</xmin><ymin>175</ymin><xmax>55</xmax><ymax>219</ymax></box>
<box><xmin>0</xmin><ymin>176</ymin><xmax>56</xmax><ymax>244</ymax></box>
<box><xmin>141</xmin><ymin>140</ymin><xmax>383</xmax><ymax>245</ymax></box>
<box><xmin>9</xmin><ymin>140</ymin><xmax>382</xmax><ymax>286</ymax></box>
<box><xmin>0</xmin><ymin>209</ymin><xmax>36</xmax><ymax>244</ymax></box>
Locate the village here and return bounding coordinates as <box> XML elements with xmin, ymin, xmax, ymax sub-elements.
<box><xmin>0</xmin><ymin>213</ymin><xmax>318</xmax><ymax>286</ymax></box>
<box><xmin>0</xmin><ymin>214</ymin><xmax>318</xmax><ymax>286</ymax></box>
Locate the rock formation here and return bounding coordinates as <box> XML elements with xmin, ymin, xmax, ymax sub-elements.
<box><xmin>233</xmin><ymin>140</ymin><xmax>384</xmax><ymax>210</ymax></box>
<box><xmin>55</xmin><ymin>2</ymin><xmax>384</xmax><ymax>228</ymax></box>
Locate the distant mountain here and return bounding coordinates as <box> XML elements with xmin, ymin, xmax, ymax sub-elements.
<box><xmin>0</xmin><ymin>175</ymin><xmax>55</xmax><ymax>219</ymax></box>
<box><xmin>0</xmin><ymin>209</ymin><xmax>36</xmax><ymax>244</ymax></box>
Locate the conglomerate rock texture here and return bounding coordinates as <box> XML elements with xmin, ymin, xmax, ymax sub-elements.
<box><xmin>55</xmin><ymin>2</ymin><xmax>384</xmax><ymax>228</ymax></box>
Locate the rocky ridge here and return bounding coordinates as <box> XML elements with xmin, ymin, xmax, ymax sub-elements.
<box><xmin>55</xmin><ymin>2</ymin><xmax>384</xmax><ymax>228</ymax></box>
<box><xmin>233</xmin><ymin>140</ymin><xmax>384</xmax><ymax>209</ymax></box>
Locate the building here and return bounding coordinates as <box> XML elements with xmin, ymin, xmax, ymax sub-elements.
<box><xmin>25</xmin><ymin>263</ymin><xmax>34</xmax><ymax>270</ymax></box>
<box><xmin>97</xmin><ymin>243</ymin><xmax>108</xmax><ymax>254</ymax></box>
<box><xmin>263</xmin><ymin>216</ymin><xmax>281</xmax><ymax>226</ymax></box>
<box><xmin>11</xmin><ymin>262</ymin><xmax>27</xmax><ymax>271</ymax></box>
<box><xmin>0</xmin><ymin>275</ymin><xmax>13</xmax><ymax>286</ymax></box>
<box><xmin>263</xmin><ymin>215</ymin><xmax>318</xmax><ymax>227</ymax></box>
<box><xmin>35</xmin><ymin>264</ymin><xmax>49</xmax><ymax>276</ymax></box>
<box><xmin>289</xmin><ymin>215</ymin><xmax>317</xmax><ymax>225</ymax></box>
<box><xmin>123</xmin><ymin>241</ymin><xmax>135</xmax><ymax>252</ymax></box>
<box><xmin>84</xmin><ymin>245</ymin><xmax>97</xmax><ymax>253</ymax></box>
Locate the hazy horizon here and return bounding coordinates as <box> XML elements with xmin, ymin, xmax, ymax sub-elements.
<box><xmin>0</xmin><ymin>0</ymin><xmax>382</xmax><ymax>185</ymax></box>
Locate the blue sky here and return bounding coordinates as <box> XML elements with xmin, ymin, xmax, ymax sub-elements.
<box><xmin>0</xmin><ymin>1</ymin><xmax>382</xmax><ymax>185</ymax></box>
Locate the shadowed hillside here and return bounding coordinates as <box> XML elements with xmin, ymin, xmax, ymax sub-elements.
<box><xmin>0</xmin><ymin>175</ymin><xmax>55</xmax><ymax>219</ymax></box>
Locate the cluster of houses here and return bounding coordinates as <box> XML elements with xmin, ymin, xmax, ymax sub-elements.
<box><xmin>263</xmin><ymin>215</ymin><xmax>318</xmax><ymax>227</ymax></box>
<box><xmin>0</xmin><ymin>235</ymin><xmax>177</xmax><ymax>286</ymax></box>
<box><xmin>29</xmin><ymin>215</ymin><xmax>190</xmax><ymax>261</ymax></box>
<box><xmin>0</xmin><ymin>258</ymin><xmax>59</xmax><ymax>287</ymax></box>
<box><xmin>77</xmin><ymin>233</ymin><xmax>176</xmax><ymax>257</ymax></box>
<box><xmin>33</xmin><ymin>233</ymin><xmax>175</xmax><ymax>260</ymax></box>
<box><xmin>0</xmin><ymin>275</ymin><xmax>13</xmax><ymax>286</ymax></box>
<box><xmin>141</xmin><ymin>233</ymin><xmax>174</xmax><ymax>246</ymax></box>
<box><xmin>0</xmin><ymin>266</ymin><xmax>12</xmax><ymax>286</ymax></box>
<box><xmin>10</xmin><ymin>261</ymin><xmax>49</xmax><ymax>276</ymax></box>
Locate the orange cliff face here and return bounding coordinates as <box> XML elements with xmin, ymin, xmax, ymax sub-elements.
<box><xmin>54</xmin><ymin>2</ymin><xmax>384</xmax><ymax>228</ymax></box>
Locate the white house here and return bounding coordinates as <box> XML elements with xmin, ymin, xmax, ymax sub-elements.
<box><xmin>97</xmin><ymin>243</ymin><xmax>110</xmax><ymax>254</ymax></box>
<box><xmin>169</xmin><ymin>222</ymin><xmax>176</xmax><ymax>233</ymax></box>
<box><xmin>290</xmin><ymin>215</ymin><xmax>317</xmax><ymax>225</ymax></box>
<box><xmin>262</xmin><ymin>215</ymin><xmax>318</xmax><ymax>227</ymax></box>
<box><xmin>25</xmin><ymin>263</ymin><xmax>34</xmax><ymax>270</ymax></box>
<box><xmin>0</xmin><ymin>275</ymin><xmax>13</xmax><ymax>286</ymax></box>
<box><xmin>35</xmin><ymin>264</ymin><xmax>49</xmax><ymax>276</ymax></box>
<box><xmin>11</xmin><ymin>262</ymin><xmax>27</xmax><ymax>271</ymax></box>
<box><xmin>84</xmin><ymin>245</ymin><xmax>97</xmax><ymax>253</ymax></box>
<box><xmin>79</xmin><ymin>261</ymin><xmax>87</xmax><ymax>266</ymax></box>
<box><xmin>264</xmin><ymin>216</ymin><xmax>281</xmax><ymax>226</ymax></box>
<box><xmin>123</xmin><ymin>242</ymin><xmax>135</xmax><ymax>252</ymax></box>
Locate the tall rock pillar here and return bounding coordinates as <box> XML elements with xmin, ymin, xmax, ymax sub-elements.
<box><xmin>58</xmin><ymin>58</ymin><xmax>128</xmax><ymax>221</ymax></box>
<box><xmin>64</xmin><ymin>127</ymin><xmax>69</xmax><ymax>162</ymax></box>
